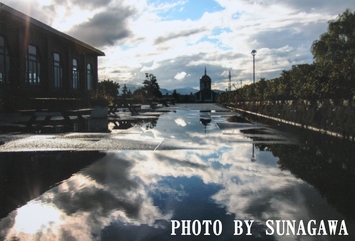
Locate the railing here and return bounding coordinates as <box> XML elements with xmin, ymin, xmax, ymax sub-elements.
<box><xmin>227</xmin><ymin>99</ymin><xmax>355</xmax><ymax>141</ymax></box>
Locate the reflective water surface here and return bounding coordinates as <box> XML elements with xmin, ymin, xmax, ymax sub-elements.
<box><xmin>1</xmin><ymin>104</ymin><xmax>355</xmax><ymax>240</ymax></box>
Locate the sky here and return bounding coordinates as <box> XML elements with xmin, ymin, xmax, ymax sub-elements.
<box><xmin>2</xmin><ymin>0</ymin><xmax>354</xmax><ymax>91</ymax></box>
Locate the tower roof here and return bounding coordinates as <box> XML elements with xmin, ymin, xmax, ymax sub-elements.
<box><xmin>200</xmin><ymin>67</ymin><xmax>211</xmax><ymax>82</ymax></box>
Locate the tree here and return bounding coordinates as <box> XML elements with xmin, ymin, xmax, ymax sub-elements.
<box><xmin>311</xmin><ymin>9</ymin><xmax>355</xmax><ymax>99</ymax></box>
<box><xmin>122</xmin><ymin>84</ymin><xmax>128</xmax><ymax>97</ymax></box>
<box><xmin>142</xmin><ymin>73</ymin><xmax>162</xmax><ymax>99</ymax></box>
<box><xmin>289</xmin><ymin>64</ymin><xmax>320</xmax><ymax>100</ymax></box>
<box><xmin>255</xmin><ymin>78</ymin><xmax>267</xmax><ymax>100</ymax></box>
<box><xmin>132</xmin><ymin>88</ymin><xmax>146</xmax><ymax>103</ymax></box>
<box><xmin>97</xmin><ymin>79</ymin><xmax>120</xmax><ymax>99</ymax></box>
<box><xmin>172</xmin><ymin>89</ymin><xmax>180</xmax><ymax>101</ymax></box>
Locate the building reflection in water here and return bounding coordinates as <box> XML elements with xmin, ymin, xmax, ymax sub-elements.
<box><xmin>0</xmin><ymin>151</ymin><xmax>105</xmax><ymax>219</ymax></box>
<box><xmin>200</xmin><ymin>111</ymin><xmax>212</xmax><ymax>134</ymax></box>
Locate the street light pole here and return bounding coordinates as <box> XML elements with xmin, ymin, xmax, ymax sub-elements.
<box><xmin>251</xmin><ymin>50</ymin><xmax>257</xmax><ymax>84</ymax></box>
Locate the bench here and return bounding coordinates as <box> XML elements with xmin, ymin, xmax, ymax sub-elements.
<box><xmin>108</xmin><ymin>97</ymin><xmax>140</xmax><ymax>116</ymax></box>
<box><xmin>19</xmin><ymin>108</ymin><xmax>92</xmax><ymax>131</ymax></box>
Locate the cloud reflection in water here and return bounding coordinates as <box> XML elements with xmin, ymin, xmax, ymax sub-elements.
<box><xmin>0</xmin><ymin>145</ymin><xmax>303</xmax><ymax>240</ymax></box>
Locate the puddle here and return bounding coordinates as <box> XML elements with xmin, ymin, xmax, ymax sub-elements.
<box><xmin>1</xmin><ymin>104</ymin><xmax>355</xmax><ymax>240</ymax></box>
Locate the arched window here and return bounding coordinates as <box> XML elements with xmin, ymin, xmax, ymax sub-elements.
<box><xmin>53</xmin><ymin>53</ymin><xmax>62</xmax><ymax>88</ymax></box>
<box><xmin>0</xmin><ymin>36</ymin><xmax>10</xmax><ymax>83</ymax></box>
<box><xmin>72</xmin><ymin>59</ymin><xmax>79</xmax><ymax>89</ymax></box>
<box><xmin>86</xmin><ymin>63</ymin><xmax>93</xmax><ymax>90</ymax></box>
<box><xmin>26</xmin><ymin>45</ymin><xmax>40</xmax><ymax>85</ymax></box>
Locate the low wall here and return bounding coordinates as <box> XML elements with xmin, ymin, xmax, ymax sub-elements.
<box><xmin>228</xmin><ymin>99</ymin><xmax>355</xmax><ymax>140</ymax></box>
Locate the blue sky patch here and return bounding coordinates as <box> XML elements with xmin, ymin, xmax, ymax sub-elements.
<box><xmin>149</xmin><ymin>0</ymin><xmax>225</xmax><ymax>20</ymax></box>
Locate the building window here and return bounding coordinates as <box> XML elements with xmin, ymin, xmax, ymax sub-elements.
<box><xmin>0</xmin><ymin>36</ymin><xmax>10</xmax><ymax>83</ymax></box>
<box><xmin>72</xmin><ymin>59</ymin><xmax>79</xmax><ymax>89</ymax></box>
<box><xmin>53</xmin><ymin>53</ymin><xmax>62</xmax><ymax>88</ymax></box>
<box><xmin>26</xmin><ymin>45</ymin><xmax>40</xmax><ymax>85</ymax></box>
<box><xmin>86</xmin><ymin>63</ymin><xmax>93</xmax><ymax>90</ymax></box>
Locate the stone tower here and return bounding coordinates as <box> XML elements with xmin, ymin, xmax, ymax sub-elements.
<box><xmin>199</xmin><ymin>67</ymin><xmax>211</xmax><ymax>91</ymax></box>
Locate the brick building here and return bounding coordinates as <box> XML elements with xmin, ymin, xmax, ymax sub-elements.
<box><xmin>0</xmin><ymin>3</ymin><xmax>105</xmax><ymax>111</ymax></box>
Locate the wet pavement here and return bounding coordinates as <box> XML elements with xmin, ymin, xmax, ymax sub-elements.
<box><xmin>1</xmin><ymin>103</ymin><xmax>355</xmax><ymax>240</ymax></box>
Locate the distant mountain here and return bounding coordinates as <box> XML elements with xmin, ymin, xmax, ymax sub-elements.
<box><xmin>157</xmin><ymin>87</ymin><xmax>198</xmax><ymax>96</ymax></box>
<box><xmin>213</xmin><ymin>90</ymin><xmax>225</xmax><ymax>94</ymax></box>
<box><xmin>171</xmin><ymin>87</ymin><xmax>199</xmax><ymax>95</ymax></box>
<box><xmin>160</xmin><ymin>88</ymin><xmax>173</xmax><ymax>95</ymax></box>
<box><xmin>171</xmin><ymin>88</ymin><xmax>224</xmax><ymax>95</ymax></box>
<box><xmin>119</xmin><ymin>83</ymin><xmax>141</xmax><ymax>94</ymax></box>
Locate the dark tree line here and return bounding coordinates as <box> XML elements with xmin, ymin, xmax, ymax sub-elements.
<box><xmin>217</xmin><ymin>9</ymin><xmax>355</xmax><ymax>104</ymax></box>
<box><xmin>93</xmin><ymin>73</ymin><xmax>163</xmax><ymax>106</ymax></box>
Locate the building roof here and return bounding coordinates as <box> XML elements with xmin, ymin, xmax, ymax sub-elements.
<box><xmin>0</xmin><ymin>2</ymin><xmax>105</xmax><ymax>56</ymax></box>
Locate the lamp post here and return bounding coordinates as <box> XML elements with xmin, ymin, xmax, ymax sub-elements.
<box><xmin>251</xmin><ymin>50</ymin><xmax>257</xmax><ymax>84</ymax></box>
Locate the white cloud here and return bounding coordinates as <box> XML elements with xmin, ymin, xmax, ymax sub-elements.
<box><xmin>174</xmin><ymin>71</ymin><xmax>187</xmax><ymax>80</ymax></box>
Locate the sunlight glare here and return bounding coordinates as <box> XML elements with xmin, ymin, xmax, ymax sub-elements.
<box><xmin>13</xmin><ymin>201</ymin><xmax>62</xmax><ymax>234</ymax></box>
